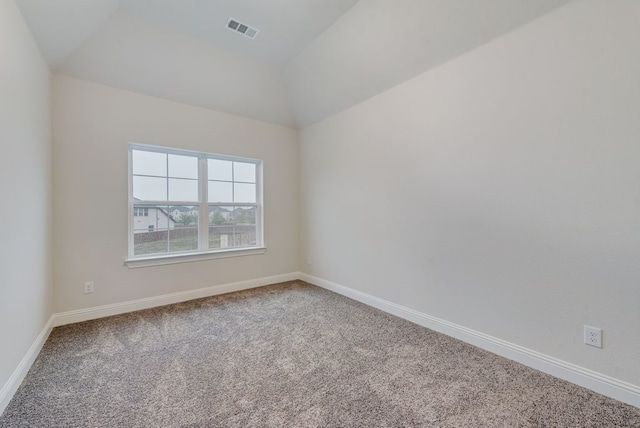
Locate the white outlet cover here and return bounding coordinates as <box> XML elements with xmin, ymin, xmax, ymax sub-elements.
<box><xmin>584</xmin><ymin>325</ymin><xmax>602</xmax><ymax>348</ymax></box>
<box><xmin>84</xmin><ymin>281</ymin><xmax>95</xmax><ymax>294</ymax></box>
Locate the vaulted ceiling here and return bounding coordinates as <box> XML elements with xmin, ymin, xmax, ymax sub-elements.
<box><xmin>16</xmin><ymin>0</ymin><xmax>574</xmax><ymax>128</ymax></box>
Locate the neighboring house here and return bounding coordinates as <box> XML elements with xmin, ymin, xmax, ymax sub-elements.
<box><xmin>170</xmin><ymin>206</ymin><xmax>196</xmax><ymax>221</ymax></box>
<box><xmin>219</xmin><ymin>210</ymin><xmax>231</xmax><ymax>221</ymax></box>
<box><xmin>210</xmin><ymin>206</ymin><xmax>232</xmax><ymax>222</ymax></box>
<box><xmin>133</xmin><ymin>206</ymin><xmax>176</xmax><ymax>233</ymax></box>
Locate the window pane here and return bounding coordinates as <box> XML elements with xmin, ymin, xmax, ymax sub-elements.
<box><xmin>133</xmin><ymin>205</ymin><xmax>198</xmax><ymax>256</ymax></box>
<box><xmin>233</xmin><ymin>206</ymin><xmax>257</xmax><ymax>247</ymax></box>
<box><xmin>208</xmin><ymin>159</ymin><xmax>232</xmax><ymax>181</ymax></box>
<box><xmin>208</xmin><ymin>205</ymin><xmax>234</xmax><ymax>249</ymax></box>
<box><xmin>133</xmin><ymin>176</ymin><xmax>167</xmax><ymax>201</ymax></box>
<box><xmin>234</xmin><ymin>206</ymin><xmax>256</xmax><ymax>225</ymax></box>
<box><xmin>234</xmin><ymin>183</ymin><xmax>256</xmax><ymax>203</ymax></box>
<box><xmin>209</xmin><ymin>181</ymin><xmax>233</xmax><ymax>203</ymax></box>
<box><xmin>207</xmin><ymin>205</ymin><xmax>256</xmax><ymax>250</ymax></box>
<box><xmin>169</xmin><ymin>205</ymin><xmax>198</xmax><ymax>253</ymax></box>
<box><xmin>233</xmin><ymin>162</ymin><xmax>256</xmax><ymax>183</ymax></box>
<box><xmin>168</xmin><ymin>154</ymin><xmax>198</xmax><ymax>179</ymax></box>
<box><xmin>169</xmin><ymin>178</ymin><xmax>198</xmax><ymax>201</ymax></box>
<box><xmin>132</xmin><ymin>151</ymin><xmax>166</xmax><ymax>177</ymax></box>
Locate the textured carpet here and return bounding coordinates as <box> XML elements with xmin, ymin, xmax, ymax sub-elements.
<box><xmin>1</xmin><ymin>281</ymin><xmax>639</xmax><ymax>427</ymax></box>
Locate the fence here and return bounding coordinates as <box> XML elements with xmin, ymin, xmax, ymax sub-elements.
<box><xmin>134</xmin><ymin>225</ymin><xmax>255</xmax><ymax>245</ymax></box>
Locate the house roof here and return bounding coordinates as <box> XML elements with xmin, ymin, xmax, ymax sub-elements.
<box><xmin>16</xmin><ymin>0</ymin><xmax>574</xmax><ymax>128</ymax></box>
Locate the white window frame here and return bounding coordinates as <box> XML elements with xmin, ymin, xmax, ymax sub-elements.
<box><xmin>125</xmin><ymin>143</ymin><xmax>265</xmax><ymax>268</ymax></box>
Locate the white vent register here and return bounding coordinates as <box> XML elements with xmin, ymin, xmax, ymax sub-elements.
<box><xmin>227</xmin><ymin>18</ymin><xmax>259</xmax><ymax>39</ymax></box>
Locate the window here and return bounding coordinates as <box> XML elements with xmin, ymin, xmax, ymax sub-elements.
<box><xmin>127</xmin><ymin>143</ymin><xmax>263</xmax><ymax>264</ymax></box>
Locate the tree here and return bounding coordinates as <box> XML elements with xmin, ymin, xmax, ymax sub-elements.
<box><xmin>210</xmin><ymin>211</ymin><xmax>225</xmax><ymax>225</ymax></box>
<box><xmin>178</xmin><ymin>212</ymin><xmax>197</xmax><ymax>226</ymax></box>
<box><xmin>234</xmin><ymin>208</ymin><xmax>255</xmax><ymax>225</ymax></box>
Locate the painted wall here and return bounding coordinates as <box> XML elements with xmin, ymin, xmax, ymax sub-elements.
<box><xmin>284</xmin><ymin>0</ymin><xmax>572</xmax><ymax>127</ymax></box>
<box><xmin>53</xmin><ymin>75</ymin><xmax>299</xmax><ymax>313</ymax></box>
<box><xmin>300</xmin><ymin>0</ymin><xmax>640</xmax><ymax>387</ymax></box>
<box><xmin>0</xmin><ymin>0</ymin><xmax>52</xmax><ymax>392</ymax></box>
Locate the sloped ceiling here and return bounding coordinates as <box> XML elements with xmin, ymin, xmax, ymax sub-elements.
<box><xmin>118</xmin><ymin>0</ymin><xmax>361</xmax><ymax>66</ymax></box>
<box><xmin>57</xmin><ymin>9</ymin><xmax>297</xmax><ymax>127</ymax></box>
<box><xmin>12</xmin><ymin>0</ymin><xmax>118</xmax><ymax>67</ymax></box>
<box><xmin>286</xmin><ymin>0</ymin><xmax>576</xmax><ymax>127</ymax></box>
<box><xmin>15</xmin><ymin>0</ymin><xmax>575</xmax><ymax>129</ymax></box>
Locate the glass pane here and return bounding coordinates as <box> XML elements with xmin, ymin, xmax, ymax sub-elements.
<box><xmin>234</xmin><ymin>206</ymin><xmax>256</xmax><ymax>225</ymax></box>
<box><xmin>208</xmin><ymin>205</ymin><xmax>234</xmax><ymax>249</ymax></box>
<box><xmin>132</xmin><ymin>151</ymin><xmax>166</xmax><ymax>177</ymax></box>
<box><xmin>133</xmin><ymin>205</ymin><xmax>198</xmax><ymax>256</ymax></box>
<box><xmin>233</xmin><ymin>162</ymin><xmax>256</xmax><ymax>183</ymax></box>
<box><xmin>208</xmin><ymin>181</ymin><xmax>233</xmax><ymax>203</ymax></box>
<box><xmin>133</xmin><ymin>176</ymin><xmax>167</xmax><ymax>201</ymax></box>
<box><xmin>169</xmin><ymin>205</ymin><xmax>198</xmax><ymax>252</ymax></box>
<box><xmin>208</xmin><ymin>159</ymin><xmax>232</xmax><ymax>181</ymax></box>
<box><xmin>234</xmin><ymin>183</ymin><xmax>256</xmax><ymax>203</ymax></box>
<box><xmin>168</xmin><ymin>154</ymin><xmax>198</xmax><ymax>179</ymax></box>
<box><xmin>169</xmin><ymin>178</ymin><xmax>198</xmax><ymax>201</ymax></box>
<box><xmin>233</xmin><ymin>206</ymin><xmax>257</xmax><ymax>247</ymax></box>
<box><xmin>133</xmin><ymin>205</ymin><xmax>169</xmax><ymax>255</ymax></box>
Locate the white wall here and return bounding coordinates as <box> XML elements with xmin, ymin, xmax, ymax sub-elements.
<box><xmin>53</xmin><ymin>75</ymin><xmax>299</xmax><ymax>313</ymax></box>
<box><xmin>284</xmin><ymin>0</ymin><xmax>572</xmax><ymax>127</ymax></box>
<box><xmin>300</xmin><ymin>0</ymin><xmax>640</xmax><ymax>387</ymax></box>
<box><xmin>0</xmin><ymin>0</ymin><xmax>52</xmax><ymax>393</ymax></box>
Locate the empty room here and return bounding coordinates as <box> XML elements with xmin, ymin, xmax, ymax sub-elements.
<box><xmin>1</xmin><ymin>0</ymin><xmax>640</xmax><ymax>426</ymax></box>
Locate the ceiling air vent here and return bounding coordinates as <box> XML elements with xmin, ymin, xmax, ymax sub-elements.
<box><xmin>227</xmin><ymin>18</ymin><xmax>259</xmax><ymax>39</ymax></box>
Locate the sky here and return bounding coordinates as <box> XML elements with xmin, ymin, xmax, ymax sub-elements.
<box><xmin>132</xmin><ymin>150</ymin><xmax>256</xmax><ymax>203</ymax></box>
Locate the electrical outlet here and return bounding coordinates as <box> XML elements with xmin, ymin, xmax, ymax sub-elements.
<box><xmin>307</xmin><ymin>257</ymin><xmax>312</xmax><ymax>265</ymax></box>
<box><xmin>84</xmin><ymin>281</ymin><xmax>95</xmax><ymax>294</ymax></box>
<box><xmin>584</xmin><ymin>325</ymin><xmax>602</xmax><ymax>348</ymax></box>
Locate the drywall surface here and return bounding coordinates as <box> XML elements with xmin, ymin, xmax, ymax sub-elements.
<box><xmin>58</xmin><ymin>9</ymin><xmax>296</xmax><ymax>128</ymax></box>
<box><xmin>0</xmin><ymin>0</ymin><xmax>52</xmax><ymax>392</ymax></box>
<box><xmin>285</xmin><ymin>0</ymin><xmax>573</xmax><ymax>127</ymax></box>
<box><xmin>14</xmin><ymin>0</ymin><xmax>118</xmax><ymax>68</ymax></box>
<box><xmin>53</xmin><ymin>75</ymin><xmax>299</xmax><ymax>312</ymax></box>
<box><xmin>300</xmin><ymin>0</ymin><xmax>640</xmax><ymax>386</ymax></box>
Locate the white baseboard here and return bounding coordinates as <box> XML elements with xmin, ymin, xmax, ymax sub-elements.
<box><xmin>0</xmin><ymin>316</ymin><xmax>54</xmax><ymax>416</ymax></box>
<box><xmin>4</xmin><ymin>272</ymin><xmax>638</xmax><ymax>418</ymax></box>
<box><xmin>53</xmin><ymin>272</ymin><xmax>298</xmax><ymax>327</ymax></box>
<box><xmin>298</xmin><ymin>272</ymin><xmax>640</xmax><ymax>409</ymax></box>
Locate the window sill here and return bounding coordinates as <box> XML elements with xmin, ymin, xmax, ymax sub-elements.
<box><xmin>124</xmin><ymin>247</ymin><xmax>266</xmax><ymax>269</ymax></box>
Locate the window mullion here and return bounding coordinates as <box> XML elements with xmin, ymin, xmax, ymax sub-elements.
<box><xmin>165</xmin><ymin>155</ymin><xmax>170</xmax><ymax>254</ymax></box>
<box><xmin>231</xmin><ymin>162</ymin><xmax>236</xmax><ymax>247</ymax></box>
<box><xmin>199</xmin><ymin>156</ymin><xmax>208</xmax><ymax>251</ymax></box>
<box><xmin>128</xmin><ymin>147</ymin><xmax>134</xmax><ymax>258</ymax></box>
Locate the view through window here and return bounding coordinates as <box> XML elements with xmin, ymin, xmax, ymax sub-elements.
<box><xmin>129</xmin><ymin>144</ymin><xmax>262</xmax><ymax>258</ymax></box>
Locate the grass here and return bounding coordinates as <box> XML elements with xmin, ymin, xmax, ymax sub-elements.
<box><xmin>134</xmin><ymin>235</ymin><xmax>198</xmax><ymax>256</ymax></box>
<box><xmin>134</xmin><ymin>233</ymin><xmax>254</xmax><ymax>256</ymax></box>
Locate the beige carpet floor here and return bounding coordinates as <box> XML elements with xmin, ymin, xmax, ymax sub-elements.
<box><xmin>1</xmin><ymin>281</ymin><xmax>639</xmax><ymax>427</ymax></box>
